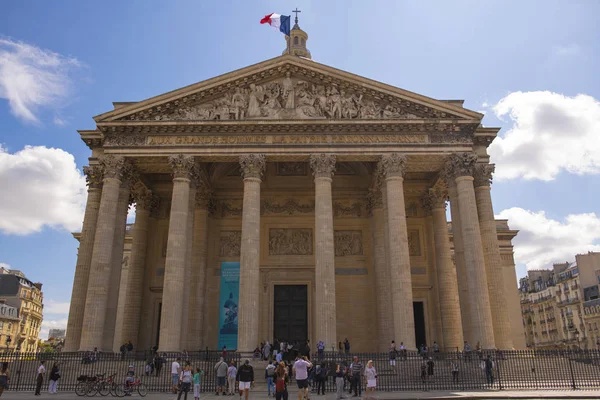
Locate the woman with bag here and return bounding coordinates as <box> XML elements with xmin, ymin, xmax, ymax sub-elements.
<box><xmin>48</xmin><ymin>362</ymin><xmax>60</xmax><ymax>394</ymax></box>
<box><xmin>363</xmin><ymin>360</ymin><xmax>377</xmax><ymax>400</ymax></box>
<box><xmin>274</xmin><ymin>362</ymin><xmax>288</xmax><ymax>400</ymax></box>
<box><xmin>178</xmin><ymin>364</ymin><xmax>193</xmax><ymax>400</ymax></box>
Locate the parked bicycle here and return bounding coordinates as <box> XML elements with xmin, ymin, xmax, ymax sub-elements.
<box><xmin>114</xmin><ymin>375</ymin><xmax>147</xmax><ymax>397</ymax></box>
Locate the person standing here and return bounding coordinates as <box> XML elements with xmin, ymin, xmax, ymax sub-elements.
<box><xmin>432</xmin><ymin>342</ymin><xmax>440</xmax><ymax>360</ymax></box>
<box><xmin>227</xmin><ymin>361</ymin><xmax>237</xmax><ymax>396</ymax></box>
<box><xmin>484</xmin><ymin>355</ymin><xmax>495</xmax><ymax>385</ymax></box>
<box><xmin>334</xmin><ymin>364</ymin><xmax>345</xmax><ymax>400</ymax></box>
<box><xmin>292</xmin><ymin>356</ymin><xmax>312</xmax><ymax>400</ymax></box>
<box><xmin>450</xmin><ymin>359</ymin><xmax>459</xmax><ymax>384</ymax></box>
<box><xmin>343</xmin><ymin>339</ymin><xmax>350</xmax><ymax>354</ymax></box>
<box><xmin>389</xmin><ymin>342</ymin><xmax>397</xmax><ymax>367</ymax></box>
<box><xmin>338</xmin><ymin>342</ymin><xmax>343</xmax><ymax>354</ymax></box>
<box><xmin>0</xmin><ymin>362</ymin><xmax>9</xmax><ymax>397</ymax></box>
<box><xmin>266</xmin><ymin>361</ymin><xmax>276</xmax><ymax>397</ymax></box>
<box><xmin>178</xmin><ymin>364</ymin><xmax>192</xmax><ymax>400</ymax></box>
<box><xmin>463</xmin><ymin>341</ymin><xmax>472</xmax><ymax>363</ymax></box>
<box><xmin>171</xmin><ymin>357</ymin><xmax>182</xmax><ymax>394</ymax></box>
<box><xmin>315</xmin><ymin>362</ymin><xmax>327</xmax><ymax>396</ymax></box>
<box><xmin>275</xmin><ymin>362</ymin><xmax>288</xmax><ymax>400</ymax></box>
<box><xmin>193</xmin><ymin>367</ymin><xmax>203</xmax><ymax>400</ymax></box>
<box><xmin>349</xmin><ymin>356</ymin><xmax>362</xmax><ymax>398</ymax></box>
<box><xmin>427</xmin><ymin>358</ymin><xmax>435</xmax><ymax>381</ymax></box>
<box><xmin>215</xmin><ymin>357</ymin><xmax>228</xmax><ymax>395</ymax></box>
<box><xmin>48</xmin><ymin>362</ymin><xmax>60</xmax><ymax>394</ymax></box>
<box><xmin>399</xmin><ymin>342</ymin><xmax>407</xmax><ymax>361</ymax></box>
<box><xmin>236</xmin><ymin>360</ymin><xmax>254</xmax><ymax>400</ymax></box>
<box><xmin>316</xmin><ymin>341</ymin><xmax>325</xmax><ymax>362</ymax></box>
<box><xmin>34</xmin><ymin>360</ymin><xmax>45</xmax><ymax>396</ymax></box>
<box><xmin>363</xmin><ymin>361</ymin><xmax>376</xmax><ymax>400</ymax></box>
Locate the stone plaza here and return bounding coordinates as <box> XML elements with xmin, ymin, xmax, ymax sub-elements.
<box><xmin>64</xmin><ymin>22</ymin><xmax>525</xmax><ymax>353</ymax></box>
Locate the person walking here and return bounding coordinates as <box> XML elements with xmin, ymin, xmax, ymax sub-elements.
<box><xmin>0</xmin><ymin>362</ymin><xmax>9</xmax><ymax>397</ymax></box>
<box><xmin>314</xmin><ymin>362</ymin><xmax>327</xmax><ymax>396</ymax></box>
<box><xmin>334</xmin><ymin>364</ymin><xmax>345</xmax><ymax>400</ymax></box>
<box><xmin>450</xmin><ymin>359</ymin><xmax>459</xmax><ymax>384</ymax></box>
<box><xmin>227</xmin><ymin>360</ymin><xmax>238</xmax><ymax>396</ymax></box>
<box><xmin>48</xmin><ymin>362</ymin><xmax>60</xmax><ymax>394</ymax></box>
<box><xmin>193</xmin><ymin>367</ymin><xmax>203</xmax><ymax>400</ymax></box>
<box><xmin>266</xmin><ymin>360</ymin><xmax>276</xmax><ymax>397</ymax></box>
<box><xmin>215</xmin><ymin>357</ymin><xmax>228</xmax><ymax>395</ymax></box>
<box><xmin>349</xmin><ymin>356</ymin><xmax>362</xmax><ymax>398</ymax></box>
<box><xmin>34</xmin><ymin>360</ymin><xmax>46</xmax><ymax>396</ymax></box>
<box><xmin>236</xmin><ymin>359</ymin><xmax>254</xmax><ymax>400</ymax></box>
<box><xmin>292</xmin><ymin>356</ymin><xmax>312</xmax><ymax>400</ymax></box>
<box><xmin>484</xmin><ymin>355</ymin><xmax>495</xmax><ymax>385</ymax></box>
<box><xmin>363</xmin><ymin>361</ymin><xmax>376</xmax><ymax>400</ymax></box>
<box><xmin>275</xmin><ymin>362</ymin><xmax>288</xmax><ymax>400</ymax></box>
<box><xmin>177</xmin><ymin>364</ymin><xmax>193</xmax><ymax>400</ymax></box>
<box><xmin>172</xmin><ymin>357</ymin><xmax>182</xmax><ymax>394</ymax></box>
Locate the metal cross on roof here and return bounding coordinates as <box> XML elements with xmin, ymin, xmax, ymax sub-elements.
<box><xmin>292</xmin><ymin>8</ymin><xmax>301</xmax><ymax>24</ymax></box>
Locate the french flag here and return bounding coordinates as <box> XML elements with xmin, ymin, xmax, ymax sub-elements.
<box><xmin>260</xmin><ymin>13</ymin><xmax>291</xmax><ymax>36</ymax></box>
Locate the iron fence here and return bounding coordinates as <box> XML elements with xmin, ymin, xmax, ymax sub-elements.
<box><xmin>2</xmin><ymin>349</ymin><xmax>600</xmax><ymax>393</ymax></box>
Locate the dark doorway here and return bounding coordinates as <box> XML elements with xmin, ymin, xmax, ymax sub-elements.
<box><xmin>274</xmin><ymin>285</ymin><xmax>308</xmax><ymax>343</ymax></box>
<box><xmin>413</xmin><ymin>301</ymin><xmax>427</xmax><ymax>348</ymax></box>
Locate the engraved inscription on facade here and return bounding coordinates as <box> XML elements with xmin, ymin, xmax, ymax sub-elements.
<box><xmin>220</xmin><ymin>231</ymin><xmax>242</xmax><ymax>257</ymax></box>
<box><xmin>269</xmin><ymin>228</ymin><xmax>313</xmax><ymax>255</ymax></box>
<box><xmin>277</xmin><ymin>162</ymin><xmax>307</xmax><ymax>176</ymax></box>
<box><xmin>408</xmin><ymin>229</ymin><xmax>421</xmax><ymax>257</ymax></box>
<box><xmin>334</xmin><ymin>231</ymin><xmax>364</xmax><ymax>257</ymax></box>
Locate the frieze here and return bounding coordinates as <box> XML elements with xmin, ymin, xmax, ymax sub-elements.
<box><xmin>408</xmin><ymin>229</ymin><xmax>422</xmax><ymax>257</ymax></box>
<box><xmin>220</xmin><ymin>231</ymin><xmax>242</xmax><ymax>257</ymax></box>
<box><xmin>333</xmin><ymin>202</ymin><xmax>363</xmax><ymax>218</ymax></box>
<box><xmin>104</xmin><ymin>134</ymin><xmax>146</xmax><ymax>146</ymax></box>
<box><xmin>217</xmin><ymin>201</ymin><xmax>243</xmax><ymax>217</ymax></box>
<box><xmin>334</xmin><ymin>230</ymin><xmax>364</xmax><ymax>257</ymax></box>
<box><xmin>269</xmin><ymin>228</ymin><xmax>313</xmax><ymax>255</ymax></box>
<box><xmin>261</xmin><ymin>199</ymin><xmax>315</xmax><ymax>215</ymax></box>
<box><xmin>277</xmin><ymin>162</ymin><xmax>307</xmax><ymax>176</ymax></box>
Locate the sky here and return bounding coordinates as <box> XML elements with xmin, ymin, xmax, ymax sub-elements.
<box><xmin>0</xmin><ymin>1</ymin><xmax>599</xmax><ymax>339</ymax></box>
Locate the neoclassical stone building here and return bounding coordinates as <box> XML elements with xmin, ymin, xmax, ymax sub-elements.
<box><xmin>65</xmin><ymin>24</ymin><xmax>525</xmax><ymax>353</ymax></box>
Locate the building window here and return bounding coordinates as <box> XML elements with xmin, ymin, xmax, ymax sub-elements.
<box><xmin>294</xmin><ymin>36</ymin><xmax>298</xmax><ymax>45</ymax></box>
<box><xmin>301</xmin><ymin>38</ymin><xmax>305</xmax><ymax>46</ymax></box>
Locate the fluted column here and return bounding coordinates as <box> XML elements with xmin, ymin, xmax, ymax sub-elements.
<box><xmin>159</xmin><ymin>155</ymin><xmax>196</xmax><ymax>351</ymax></box>
<box><xmin>187</xmin><ymin>188</ymin><xmax>211</xmax><ymax>350</ymax></box>
<box><xmin>423</xmin><ymin>185</ymin><xmax>464</xmax><ymax>350</ymax></box>
<box><xmin>120</xmin><ymin>187</ymin><xmax>155</xmax><ymax>347</ymax></box>
<box><xmin>80</xmin><ymin>156</ymin><xmax>130</xmax><ymax>351</ymax></box>
<box><xmin>444</xmin><ymin>153</ymin><xmax>495</xmax><ymax>348</ymax></box>
<box><xmin>310</xmin><ymin>154</ymin><xmax>337</xmax><ymax>348</ymax></box>
<box><xmin>237</xmin><ymin>154</ymin><xmax>266</xmax><ymax>352</ymax></box>
<box><xmin>104</xmin><ymin>173</ymin><xmax>135</xmax><ymax>351</ymax></box>
<box><xmin>180</xmin><ymin>180</ymin><xmax>197</xmax><ymax>350</ymax></box>
<box><xmin>378</xmin><ymin>153</ymin><xmax>415</xmax><ymax>349</ymax></box>
<box><xmin>474</xmin><ymin>164</ymin><xmax>513</xmax><ymax>349</ymax></box>
<box><xmin>65</xmin><ymin>166</ymin><xmax>103</xmax><ymax>352</ymax></box>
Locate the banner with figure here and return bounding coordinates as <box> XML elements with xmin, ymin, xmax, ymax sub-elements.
<box><xmin>218</xmin><ymin>262</ymin><xmax>240</xmax><ymax>350</ymax></box>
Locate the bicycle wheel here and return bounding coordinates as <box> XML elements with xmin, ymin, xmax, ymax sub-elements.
<box><xmin>76</xmin><ymin>382</ymin><xmax>88</xmax><ymax>397</ymax></box>
<box><xmin>98</xmin><ymin>381</ymin><xmax>111</xmax><ymax>396</ymax></box>
<box><xmin>109</xmin><ymin>382</ymin><xmax>118</xmax><ymax>397</ymax></box>
<box><xmin>86</xmin><ymin>382</ymin><xmax>99</xmax><ymax>397</ymax></box>
<box><xmin>137</xmin><ymin>383</ymin><xmax>148</xmax><ymax>397</ymax></box>
<box><xmin>114</xmin><ymin>384</ymin><xmax>127</xmax><ymax>398</ymax></box>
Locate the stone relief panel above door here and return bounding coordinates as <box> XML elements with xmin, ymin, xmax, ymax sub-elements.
<box><xmin>269</xmin><ymin>228</ymin><xmax>313</xmax><ymax>255</ymax></box>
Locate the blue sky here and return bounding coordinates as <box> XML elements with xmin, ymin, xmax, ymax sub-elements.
<box><xmin>1</xmin><ymin>1</ymin><xmax>599</xmax><ymax>338</ymax></box>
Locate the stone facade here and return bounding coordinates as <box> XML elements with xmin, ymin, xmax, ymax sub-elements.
<box><xmin>65</xmin><ymin>38</ymin><xmax>524</xmax><ymax>352</ymax></box>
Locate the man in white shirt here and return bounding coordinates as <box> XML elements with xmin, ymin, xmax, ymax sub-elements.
<box><xmin>171</xmin><ymin>357</ymin><xmax>181</xmax><ymax>394</ymax></box>
<box><xmin>292</xmin><ymin>356</ymin><xmax>312</xmax><ymax>400</ymax></box>
<box><xmin>35</xmin><ymin>360</ymin><xmax>46</xmax><ymax>395</ymax></box>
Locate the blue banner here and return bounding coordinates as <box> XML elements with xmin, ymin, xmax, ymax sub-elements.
<box><xmin>218</xmin><ymin>262</ymin><xmax>240</xmax><ymax>351</ymax></box>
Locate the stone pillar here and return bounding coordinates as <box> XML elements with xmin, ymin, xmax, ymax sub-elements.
<box><xmin>368</xmin><ymin>188</ymin><xmax>393</xmax><ymax>351</ymax></box>
<box><xmin>444</xmin><ymin>153</ymin><xmax>495</xmax><ymax>349</ymax></box>
<box><xmin>180</xmin><ymin>181</ymin><xmax>197</xmax><ymax>350</ymax></box>
<box><xmin>187</xmin><ymin>188</ymin><xmax>211</xmax><ymax>350</ymax></box>
<box><xmin>378</xmin><ymin>153</ymin><xmax>416</xmax><ymax>349</ymax></box>
<box><xmin>159</xmin><ymin>155</ymin><xmax>196</xmax><ymax>352</ymax></box>
<box><xmin>310</xmin><ymin>154</ymin><xmax>337</xmax><ymax>348</ymax></box>
<box><xmin>474</xmin><ymin>164</ymin><xmax>513</xmax><ymax>349</ymax></box>
<box><xmin>104</xmin><ymin>174</ymin><xmax>135</xmax><ymax>351</ymax></box>
<box><xmin>447</xmin><ymin>181</ymin><xmax>472</xmax><ymax>343</ymax></box>
<box><xmin>80</xmin><ymin>156</ymin><xmax>130</xmax><ymax>351</ymax></box>
<box><xmin>119</xmin><ymin>187</ymin><xmax>155</xmax><ymax>347</ymax></box>
<box><xmin>237</xmin><ymin>154</ymin><xmax>266</xmax><ymax>352</ymax></box>
<box><xmin>64</xmin><ymin>166</ymin><xmax>103</xmax><ymax>352</ymax></box>
<box><xmin>423</xmin><ymin>185</ymin><xmax>464</xmax><ymax>350</ymax></box>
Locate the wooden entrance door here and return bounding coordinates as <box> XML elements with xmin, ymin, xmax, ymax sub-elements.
<box><xmin>274</xmin><ymin>285</ymin><xmax>308</xmax><ymax>343</ymax></box>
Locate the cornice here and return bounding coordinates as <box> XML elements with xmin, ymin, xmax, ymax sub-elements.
<box><xmin>474</xmin><ymin>127</ymin><xmax>500</xmax><ymax>148</ymax></box>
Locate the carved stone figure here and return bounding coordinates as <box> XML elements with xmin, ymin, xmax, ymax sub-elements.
<box><xmin>247</xmin><ymin>83</ymin><xmax>264</xmax><ymax>118</ymax></box>
<box><xmin>220</xmin><ymin>231</ymin><xmax>242</xmax><ymax>257</ymax></box>
<box><xmin>334</xmin><ymin>231</ymin><xmax>363</xmax><ymax>257</ymax></box>
<box><xmin>333</xmin><ymin>202</ymin><xmax>362</xmax><ymax>218</ymax></box>
<box><xmin>282</xmin><ymin>72</ymin><xmax>295</xmax><ymax>109</ymax></box>
<box><xmin>268</xmin><ymin>228</ymin><xmax>313</xmax><ymax>255</ymax></box>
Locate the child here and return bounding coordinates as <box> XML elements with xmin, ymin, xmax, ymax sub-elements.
<box><xmin>125</xmin><ymin>364</ymin><xmax>135</xmax><ymax>396</ymax></box>
<box><xmin>193</xmin><ymin>367</ymin><xmax>203</xmax><ymax>400</ymax></box>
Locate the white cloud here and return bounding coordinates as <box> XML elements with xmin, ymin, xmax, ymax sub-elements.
<box><xmin>489</xmin><ymin>91</ymin><xmax>600</xmax><ymax>181</ymax></box>
<box><xmin>497</xmin><ymin>207</ymin><xmax>600</xmax><ymax>270</ymax></box>
<box><xmin>0</xmin><ymin>262</ymin><xmax>10</xmax><ymax>270</ymax></box>
<box><xmin>41</xmin><ymin>318</ymin><xmax>68</xmax><ymax>340</ymax></box>
<box><xmin>44</xmin><ymin>299</ymin><xmax>70</xmax><ymax>315</ymax></box>
<box><xmin>0</xmin><ymin>38</ymin><xmax>82</xmax><ymax>123</ymax></box>
<box><xmin>127</xmin><ymin>204</ymin><xmax>136</xmax><ymax>224</ymax></box>
<box><xmin>0</xmin><ymin>144</ymin><xmax>86</xmax><ymax>235</ymax></box>
<box><xmin>53</xmin><ymin>115</ymin><xmax>67</xmax><ymax>126</ymax></box>
<box><xmin>553</xmin><ymin>44</ymin><xmax>581</xmax><ymax>57</ymax></box>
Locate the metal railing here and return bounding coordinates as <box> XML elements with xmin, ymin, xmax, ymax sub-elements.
<box><xmin>3</xmin><ymin>349</ymin><xmax>600</xmax><ymax>392</ymax></box>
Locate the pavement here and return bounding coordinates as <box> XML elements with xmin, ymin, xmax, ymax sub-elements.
<box><xmin>6</xmin><ymin>390</ymin><xmax>600</xmax><ymax>400</ymax></box>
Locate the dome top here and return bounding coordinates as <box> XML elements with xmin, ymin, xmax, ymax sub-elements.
<box><xmin>282</xmin><ymin>9</ymin><xmax>311</xmax><ymax>59</ymax></box>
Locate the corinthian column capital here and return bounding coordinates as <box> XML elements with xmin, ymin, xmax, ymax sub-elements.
<box><xmin>168</xmin><ymin>155</ymin><xmax>196</xmax><ymax>179</ymax></box>
<box><xmin>367</xmin><ymin>188</ymin><xmax>383</xmax><ymax>214</ymax></box>
<box><xmin>132</xmin><ymin>186</ymin><xmax>154</xmax><ymax>211</ymax></box>
<box><xmin>195</xmin><ymin>188</ymin><xmax>213</xmax><ymax>209</ymax></box>
<box><xmin>83</xmin><ymin>165</ymin><xmax>104</xmax><ymax>189</ymax></box>
<box><xmin>442</xmin><ymin>152</ymin><xmax>478</xmax><ymax>182</ymax></box>
<box><xmin>422</xmin><ymin>184</ymin><xmax>448</xmax><ymax>213</ymax></box>
<box><xmin>99</xmin><ymin>155</ymin><xmax>129</xmax><ymax>180</ymax></box>
<box><xmin>378</xmin><ymin>153</ymin><xmax>407</xmax><ymax>179</ymax></box>
<box><xmin>474</xmin><ymin>163</ymin><xmax>495</xmax><ymax>188</ymax></box>
<box><xmin>239</xmin><ymin>154</ymin><xmax>266</xmax><ymax>180</ymax></box>
<box><xmin>309</xmin><ymin>154</ymin><xmax>336</xmax><ymax>179</ymax></box>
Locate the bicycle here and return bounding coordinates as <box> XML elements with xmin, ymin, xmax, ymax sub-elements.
<box><xmin>94</xmin><ymin>373</ymin><xmax>118</xmax><ymax>396</ymax></box>
<box><xmin>75</xmin><ymin>374</ymin><xmax>99</xmax><ymax>397</ymax></box>
<box><xmin>114</xmin><ymin>376</ymin><xmax>147</xmax><ymax>397</ymax></box>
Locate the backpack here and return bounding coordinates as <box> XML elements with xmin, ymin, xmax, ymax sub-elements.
<box><xmin>315</xmin><ymin>365</ymin><xmax>322</xmax><ymax>379</ymax></box>
<box><xmin>276</xmin><ymin>377</ymin><xmax>286</xmax><ymax>392</ymax></box>
<box><xmin>267</xmin><ymin>366</ymin><xmax>275</xmax><ymax>377</ymax></box>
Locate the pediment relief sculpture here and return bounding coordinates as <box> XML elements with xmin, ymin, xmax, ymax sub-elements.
<box><xmin>122</xmin><ymin>72</ymin><xmax>461</xmax><ymax>122</ymax></box>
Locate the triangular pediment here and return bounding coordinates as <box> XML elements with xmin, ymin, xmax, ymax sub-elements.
<box><xmin>94</xmin><ymin>55</ymin><xmax>482</xmax><ymax>123</ymax></box>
